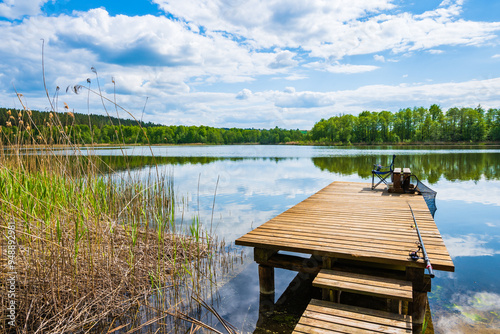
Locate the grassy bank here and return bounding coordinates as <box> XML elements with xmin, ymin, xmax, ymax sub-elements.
<box><xmin>0</xmin><ymin>143</ymin><xmax>227</xmax><ymax>333</ymax></box>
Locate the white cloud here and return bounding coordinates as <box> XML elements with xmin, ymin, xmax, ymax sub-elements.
<box><xmin>0</xmin><ymin>0</ymin><xmax>48</xmax><ymax>19</ymax></box>
<box><xmin>5</xmin><ymin>69</ymin><xmax>500</xmax><ymax>130</ymax></box>
<box><xmin>281</xmin><ymin>74</ymin><xmax>308</xmax><ymax>81</ymax></box>
<box><xmin>262</xmin><ymin>89</ymin><xmax>336</xmax><ymax>110</ymax></box>
<box><xmin>268</xmin><ymin>50</ymin><xmax>298</xmax><ymax>69</ymax></box>
<box><xmin>306</xmin><ymin>61</ymin><xmax>379</xmax><ymax>74</ymax></box>
<box><xmin>493</xmin><ymin>54</ymin><xmax>500</xmax><ymax>59</ymax></box>
<box><xmin>236</xmin><ymin>88</ymin><xmax>252</xmax><ymax>100</ymax></box>
<box><xmin>2</xmin><ymin>1</ymin><xmax>500</xmax><ymax>130</ymax></box>
<box><xmin>428</xmin><ymin>49</ymin><xmax>445</xmax><ymax>54</ymax></box>
<box><xmin>0</xmin><ymin>8</ymin><xmax>289</xmax><ymax>96</ymax></box>
<box><xmin>152</xmin><ymin>0</ymin><xmax>500</xmax><ymax>60</ymax></box>
<box><xmin>153</xmin><ymin>0</ymin><xmax>396</xmax><ymax>51</ymax></box>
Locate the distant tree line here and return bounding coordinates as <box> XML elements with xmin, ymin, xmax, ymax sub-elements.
<box><xmin>0</xmin><ymin>108</ymin><xmax>304</xmax><ymax>145</ymax></box>
<box><xmin>1</xmin><ymin>104</ymin><xmax>499</xmax><ymax>145</ymax></box>
<box><xmin>310</xmin><ymin>104</ymin><xmax>500</xmax><ymax>143</ymax></box>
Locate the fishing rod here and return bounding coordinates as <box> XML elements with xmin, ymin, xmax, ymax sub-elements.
<box><xmin>408</xmin><ymin>203</ymin><xmax>435</xmax><ymax>278</ymax></box>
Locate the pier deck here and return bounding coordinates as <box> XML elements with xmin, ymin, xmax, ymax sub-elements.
<box><xmin>236</xmin><ymin>181</ymin><xmax>454</xmax><ymax>271</ymax></box>
<box><xmin>235</xmin><ymin>181</ymin><xmax>454</xmax><ymax>334</ymax></box>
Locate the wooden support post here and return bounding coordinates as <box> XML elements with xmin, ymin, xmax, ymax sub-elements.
<box><xmin>322</xmin><ymin>287</ymin><xmax>330</xmax><ymax>301</ymax></box>
<box><xmin>388</xmin><ymin>299</ymin><xmax>402</xmax><ymax>314</ymax></box>
<box><xmin>254</xmin><ymin>248</ymin><xmax>277</xmax><ymax>263</ymax></box>
<box><xmin>255</xmin><ymin>248</ymin><xmax>277</xmax><ymax>323</ymax></box>
<box><xmin>323</xmin><ymin>289</ymin><xmax>340</xmax><ymax>303</ymax></box>
<box><xmin>257</xmin><ymin>263</ymin><xmax>275</xmax><ymax>326</ymax></box>
<box><xmin>258</xmin><ymin>264</ymin><xmax>275</xmax><ymax>295</ymax></box>
<box><xmin>407</xmin><ymin>267</ymin><xmax>427</xmax><ymax>334</ymax></box>
<box><xmin>322</xmin><ymin>256</ymin><xmax>333</xmax><ymax>270</ymax></box>
<box><xmin>321</xmin><ymin>257</ymin><xmax>335</xmax><ymax>302</ymax></box>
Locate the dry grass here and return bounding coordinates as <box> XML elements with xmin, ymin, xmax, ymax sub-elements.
<box><xmin>0</xmin><ymin>150</ymin><xmax>222</xmax><ymax>333</ymax></box>
<box><xmin>0</xmin><ymin>85</ymin><xmax>232</xmax><ymax>333</ymax></box>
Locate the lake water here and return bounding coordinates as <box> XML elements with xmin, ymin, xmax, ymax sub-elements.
<box><xmin>99</xmin><ymin>145</ymin><xmax>500</xmax><ymax>333</ymax></box>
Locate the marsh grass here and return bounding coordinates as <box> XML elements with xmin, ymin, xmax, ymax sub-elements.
<box><xmin>0</xmin><ymin>78</ymin><xmax>237</xmax><ymax>333</ymax></box>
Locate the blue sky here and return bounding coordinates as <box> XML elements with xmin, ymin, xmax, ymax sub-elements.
<box><xmin>1</xmin><ymin>0</ymin><xmax>500</xmax><ymax>129</ymax></box>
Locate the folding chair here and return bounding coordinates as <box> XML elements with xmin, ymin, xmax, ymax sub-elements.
<box><xmin>371</xmin><ymin>155</ymin><xmax>396</xmax><ymax>189</ymax></box>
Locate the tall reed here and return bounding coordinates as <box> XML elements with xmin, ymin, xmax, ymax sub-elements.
<box><xmin>0</xmin><ymin>83</ymin><xmax>236</xmax><ymax>333</ymax></box>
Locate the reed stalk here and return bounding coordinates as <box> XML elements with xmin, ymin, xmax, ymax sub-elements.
<box><xmin>0</xmin><ymin>85</ymin><xmax>237</xmax><ymax>333</ymax></box>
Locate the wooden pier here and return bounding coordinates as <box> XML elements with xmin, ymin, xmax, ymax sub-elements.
<box><xmin>235</xmin><ymin>181</ymin><xmax>454</xmax><ymax>334</ymax></box>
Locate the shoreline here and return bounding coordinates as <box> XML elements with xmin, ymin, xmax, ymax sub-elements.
<box><xmin>2</xmin><ymin>141</ymin><xmax>500</xmax><ymax>149</ymax></box>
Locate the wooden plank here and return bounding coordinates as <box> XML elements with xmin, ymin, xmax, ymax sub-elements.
<box><xmin>236</xmin><ymin>237</ymin><xmax>455</xmax><ymax>272</ymax></box>
<box><xmin>310</xmin><ymin>299</ymin><xmax>411</xmax><ymax>323</ymax></box>
<box><xmin>292</xmin><ymin>299</ymin><xmax>412</xmax><ymax>334</ymax></box>
<box><xmin>259</xmin><ymin>219</ymin><xmax>445</xmax><ymax>240</ymax></box>
<box><xmin>239</xmin><ymin>232</ymin><xmax>453</xmax><ymax>261</ymax></box>
<box><xmin>235</xmin><ymin>181</ymin><xmax>455</xmax><ymax>272</ymax></box>
<box><xmin>315</xmin><ymin>270</ymin><xmax>412</xmax><ymax>292</ymax></box>
<box><xmin>252</xmin><ymin>222</ymin><xmax>448</xmax><ymax>245</ymax></box>
<box><xmin>313</xmin><ymin>279</ymin><xmax>411</xmax><ymax>300</ymax></box>
<box><xmin>260</xmin><ymin>253</ymin><xmax>322</xmax><ymax>274</ymax></box>
<box><xmin>313</xmin><ymin>278</ymin><xmax>412</xmax><ymax>301</ymax></box>
<box><xmin>297</xmin><ymin>316</ymin><xmax>406</xmax><ymax>334</ymax></box>
<box><xmin>243</xmin><ymin>230</ymin><xmax>452</xmax><ymax>260</ymax></box>
<box><xmin>313</xmin><ymin>270</ymin><xmax>412</xmax><ymax>301</ymax></box>
<box><xmin>254</xmin><ymin>225</ymin><xmax>449</xmax><ymax>248</ymax></box>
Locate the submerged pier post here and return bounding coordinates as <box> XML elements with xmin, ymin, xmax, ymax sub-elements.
<box><xmin>255</xmin><ymin>248</ymin><xmax>277</xmax><ymax>325</ymax></box>
<box><xmin>258</xmin><ymin>264</ymin><xmax>275</xmax><ymax>295</ymax></box>
<box><xmin>407</xmin><ymin>267</ymin><xmax>430</xmax><ymax>334</ymax></box>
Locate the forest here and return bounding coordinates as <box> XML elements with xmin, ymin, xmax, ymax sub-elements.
<box><xmin>0</xmin><ymin>107</ymin><xmax>304</xmax><ymax>145</ymax></box>
<box><xmin>310</xmin><ymin>104</ymin><xmax>500</xmax><ymax>143</ymax></box>
<box><xmin>1</xmin><ymin>104</ymin><xmax>499</xmax><ymax>145</ymax></box>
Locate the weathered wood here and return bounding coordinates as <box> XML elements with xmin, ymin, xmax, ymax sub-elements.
<box><xmin>238</xmin><ymin>236</ymin><xmax>455</xmax><ymax>271</ymax></box>
<box><xmin>411</xmin><ymin>292</ymin><xmax>427</xmax><ymax>334</ymax></box>
<box><xmin>257</xmin><ymin>292</ymin><xmax>275</xmax><ymax>326</ymax></box>
<box><xmin>257</xmin><ymin>264</ymin><xmax>276</xmax><ymax>326</ymax></box>
<box><xmin>406</xmin><ymin>267</ymin><xmax>428</xmax><ymax>334</ymax></box>
<box><xmin>292</xmin><ymin>299</ymin><xmax>412</xmax><ymax>334</ymax></box>
<box><xmin>313</xmin><ymin>269</ymin><xmax>413</xmax><ymax>302</ymax></box>
<box><xmin>393</xmin><ymin>168</ymin><xmax>402</xmax><ymax>191</ymax></box>
<box><xmin>403</xmin><ymin>168</ymin><xmax>412</xmax><ymax>191</ymax></box>
<box><xmin>254</xmin><ymin>248</ymin><xmax>277</xmax><ymax>263</ymax></box>
<box><xmin>258</xmin><ymin>264</ymin><xmax>275</xmax><ymax>295</ymax></box>
<box><xmin>259</xmin><ymin>253</ymin><xmax>322</xmax><ymax>274</ymax></box>
<box><xmin>237</xmin><ymin>181</ymin><xmax>452</xmax><ymax>332</ymax></box>
<box><xmin>245</xmin><ymin>229</ymin><xmax>451</xmax><ymax>256</ymax></box>
<box><xmin>236</xmin><ymin>182</ymin><xmax>454</xmax><ymax>272</ymax></box>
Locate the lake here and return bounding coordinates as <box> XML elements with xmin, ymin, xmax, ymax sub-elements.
<box><xmin>95</xmin><ymin>145</ymin><xmax>500</xmax><ymax>333</ymax></box>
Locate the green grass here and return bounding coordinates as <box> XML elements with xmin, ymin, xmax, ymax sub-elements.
<box><xmin>0</xmin><ymin>118</ymin><xmax>227</xmax><ymax>333</ymax></box>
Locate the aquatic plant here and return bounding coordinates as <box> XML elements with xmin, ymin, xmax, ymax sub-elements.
<box><xmin>0</xmin><ymin>72</ymin><xmax>236</xmax><ymax>333</ymax></box>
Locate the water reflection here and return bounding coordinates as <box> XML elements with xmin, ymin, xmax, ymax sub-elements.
<box><xmin>312</xmin><ymin>153</ymin><xmax>500</xmax><ymax>183</ymax></box>
<box><xmin>443</xmin><ymin>235</ymin><xmax>500</xmax><ymax>257</ymax></box>
<box><xmin>80</xmin><ymin>148</ymin><xmax>500</xmax><ymax>185</ymax></box>
<box><xmin>432</xmin><ymin>291</ymin><xmax>500</xmax><ymax>333</ymax></box>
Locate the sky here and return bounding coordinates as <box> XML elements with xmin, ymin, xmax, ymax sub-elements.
<box><xmin>1</xmin><ymin>0</ymin><xmax>500</xmax><ymax>129</ymax></box>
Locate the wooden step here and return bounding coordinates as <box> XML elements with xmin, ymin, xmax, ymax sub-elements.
<box><xmin>313</xmin><ymin>269</ymin><xmax>413</xmax><ymax>302</ymax></box>
<box><xmin>292</xmin><ymin>299</ymin><xmax>412</xmax><ymax>334</ymax></box>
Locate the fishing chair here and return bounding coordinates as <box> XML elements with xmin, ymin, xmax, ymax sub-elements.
<box><xmin>371</xmin><ymin>155</ymin><xmax>396</xmax><ymax>189</ymax></box>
